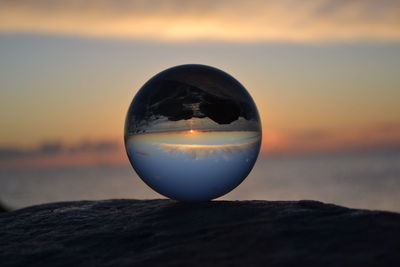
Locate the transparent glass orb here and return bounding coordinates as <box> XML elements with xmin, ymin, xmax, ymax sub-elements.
<box><xmin>125</xmin><ymin>64</ymin><xmax>262</xmax><ymax>201</ymax></box>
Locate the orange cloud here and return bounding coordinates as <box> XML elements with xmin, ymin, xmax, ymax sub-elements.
<box><xmin>0</xmin><ymin>139</ymin><xmax>127</xmax><ymax>169</ymax></box>
<box><xmin>0</xmin><ymin>0</ymin><xmax>399</xmax><ymax>42</ymax></box>
<box><xmin>262</xmin><ymin>122</ymin><xmax>400</xmax><ymax>155</ymax></box>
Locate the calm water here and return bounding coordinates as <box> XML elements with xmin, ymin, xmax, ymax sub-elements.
<box><xmin>126</xmin><ymin>131</ymin><xmax>261</xmax><ymax>201</ymax></box>
<box><xmin>0</xmin><ymin>152</ymin><xmax>399</xmax><ymax>212</ymax></box>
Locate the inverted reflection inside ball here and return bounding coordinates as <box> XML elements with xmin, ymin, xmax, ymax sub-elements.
<box><xmin>125</xmin><ymin>64</ymin><xmax>262</xmax><ymax>201</ymax></box>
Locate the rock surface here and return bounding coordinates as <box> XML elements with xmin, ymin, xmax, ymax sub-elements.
<box><xmin>0</xmin><ymin>199</ymin><xmax>399</xmax><ymax>267</ymax></box>
<box><xmin>0</xmin><ymin>202</ymin><xmax>7</xmax><ymax>213</ymax></box>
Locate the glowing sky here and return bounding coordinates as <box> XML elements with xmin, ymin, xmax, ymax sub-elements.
<box><xmin>1</xmin><ymin>0</ymin><xmax>400</xmax><ymax>42</ymax></box>
<box><xmin>1</xmin><ymin>0</ymin><xmax>400</xmax><ymax>167</ymax></box>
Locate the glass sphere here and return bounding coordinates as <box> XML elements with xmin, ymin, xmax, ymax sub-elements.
<box><xmin>125</xmin><ymin>64</ymin><xmax>262</xmax><ymax>201</ymax></box>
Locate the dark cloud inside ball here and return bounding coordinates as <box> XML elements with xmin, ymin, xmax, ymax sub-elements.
<box><xmin>127</xmin><ymin>65</ymin><xmax>259</xmax><ymax>132</ymax></box>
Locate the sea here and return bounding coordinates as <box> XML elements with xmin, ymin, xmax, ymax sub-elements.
<box><xmin>0</xmin><ymin>152</ymin><xmax>399</xmax><ymax>212</ymax></box>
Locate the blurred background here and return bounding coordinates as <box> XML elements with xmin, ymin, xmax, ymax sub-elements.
<box><xmin>1</xmin><ymin>0</ymin><xmax>399</xmax><ymax>211</ymax></box>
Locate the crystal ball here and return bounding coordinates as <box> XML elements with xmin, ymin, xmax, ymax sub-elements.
<box><xmin>124</xmin><ymin>64</ymin><xmax>262</xmax><ymax>201</ymax></box>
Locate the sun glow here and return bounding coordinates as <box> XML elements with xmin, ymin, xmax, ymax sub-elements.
<box><xmin>1</xmin><ymin>1</ymin><xmax>399</xmax><ymax>42</ymax></box>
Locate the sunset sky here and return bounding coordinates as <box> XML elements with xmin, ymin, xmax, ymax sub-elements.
<box><xmin>1</xmin><ymin>0</ymin><xmax>400</xmax><ymax>168</ymax></box>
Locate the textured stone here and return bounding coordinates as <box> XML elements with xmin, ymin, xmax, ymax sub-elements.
<box><xmin>0</xmin><ymin>202</ymin><xmax>7</xmax><ymax>213</ymax></box>
<box><xmin>0</xmin><ymin>199</ymin><xmax>399</xmax><ymax>266</ymax></box>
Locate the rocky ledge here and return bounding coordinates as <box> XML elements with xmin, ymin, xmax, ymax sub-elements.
<box><xmin>0</xmin><ymin>199</ymin><xmax>399</xmax><ymax>267</ymax></box>
<box><xmin>0</xmin><ymin>202</ymin><xmax>7</xmax><ymax>213</ymax></box>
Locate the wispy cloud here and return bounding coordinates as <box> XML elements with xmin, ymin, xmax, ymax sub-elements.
<box><xmin>0</xmin><ymin>139</ymin><xmax>125</xmax><ymax>169</ymax></box>
<box><xmin>1</xmin><ymin>0</ymin><xmax>399</xmax><ymax>42</ymax></box>
<box><xmin>264</xmin><ymin>122</ymin><xmax>400</xmax><ymax>155</ymax></box>
<box><xmin>1</xmin><ymin>122</ymin><xmax>400</xmax><ymax>168</ymax></box>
